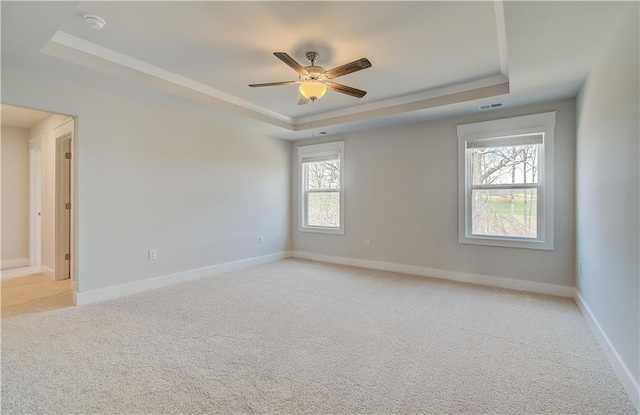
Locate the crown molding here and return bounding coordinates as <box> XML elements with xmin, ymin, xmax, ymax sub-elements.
<box><xmin>293</xmin><ymin>76</ymin><xmax>509</xmax><ymax>131</ymax></box>
<box><xmin>43</xmin><ymin>31</ymin><xmax>509</xmax><ymax>133</ymax></box>
<box><xmin>43</xmin><ymin>31</ymin><xmax>295</xmax><ymax>130</ymax></box>
<box><xmin>493</xmin><ymin>0</ymin><xmax>510</xmax><ymax>77</ymax></box>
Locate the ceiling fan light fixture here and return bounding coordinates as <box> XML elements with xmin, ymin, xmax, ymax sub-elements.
<box><xmin>299</xmin><ymin>81</ymin><xmax>327</xmax><ymax>101</ymax></box>
<box><xmin>249</xmin><ymin>51</ymin><xmax>371</xmax><ymax>104</ymax></box>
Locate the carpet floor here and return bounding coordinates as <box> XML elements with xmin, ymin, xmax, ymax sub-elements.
<box><xmin>1</xmin><ymin>273</ymin><xmax>73</xmax><ymax>318</ymax></box>
<box><xmin>1</xmin><ymin>259</ymin><xmax>635</xmax><ymax>414</ymax></box>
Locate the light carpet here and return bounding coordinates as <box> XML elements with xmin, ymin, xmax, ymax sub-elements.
<box><xmin>1</xmin><ymin>259</ymin><xmax>635</xmax><ymax>414</ymax></box>
<box><xmin>1</xmin><ymin>273</ymin><xmax>73</xmax><ymax>318</ymax></box>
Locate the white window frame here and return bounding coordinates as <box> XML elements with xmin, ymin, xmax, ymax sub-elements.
<box><xmin>298</xmin><ymin>141</ymin><xmax>345</xmax><ymax>235</ymax></box>
<box><xmin>457</xmin><ymin>112</ymin><xmax>556</xmax><ymax>250</ymax></box>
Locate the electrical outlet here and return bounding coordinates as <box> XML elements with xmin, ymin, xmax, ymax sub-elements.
<box><xmin>364</xmin><ymin>239</ymin><xmax>370</xmax><ymax>247</ymax></box>
<box><xmin>258</xmin><ymin>236</ymin><xmax>264</xmax><ymax>245</ymax></box>
<box><xmin>148</xmin><ymin>249</ymin><xmax>157</xmax><ymax>260</ymax></box>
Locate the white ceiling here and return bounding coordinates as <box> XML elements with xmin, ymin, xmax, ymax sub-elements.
<box><xmin>58</xmin><ymin>1</ymin><xmax>502</xmax><ymax>119</ymax></box>
<box><xmin>1</xmin><ymin>1</ymin><xmax>629</xmax><ymax>140</ymax></box>
<box><xmin>1</xmin><ymin>104</ymin><xmax>52</xmax><ymax>129</ymax></box>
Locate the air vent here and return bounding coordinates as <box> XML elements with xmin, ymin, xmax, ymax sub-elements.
<box><xmin>478</xmin><ymin>102</ymin><xmax>504</xmax><ymax>111</ymax></box>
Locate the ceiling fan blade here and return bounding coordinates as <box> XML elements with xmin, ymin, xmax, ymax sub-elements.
<box><xmin>326</xmin><ymin>82</ymin><xmax>367</xmax><ymax>98</ymax></box>
<box><xmin>249</xmin><ymin>81</ymin><xmax>298</xmax><ymax>87</ymax></box>
<box><xmin>325</xmin><ymin>58</ymin><xmax>372</xmax><ymax>79</ymax></box>
<box><xmin>298</xmin><ymin>96</ymin><xmax>310</xmax><ymax>105</ymax></box>
<box><xmin>274</xmin><ymin>52</ymin><xmax>309</xmax><ymax>75</ymax></box>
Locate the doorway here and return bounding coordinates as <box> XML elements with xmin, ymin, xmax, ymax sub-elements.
<box><xmin>1</xmin><ymin>104</ymin><xmax>77</xmax><ymax>317</ymax></box>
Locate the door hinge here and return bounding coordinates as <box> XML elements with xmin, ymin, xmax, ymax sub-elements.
<box><xmin>65</xmin><ymin>202</ymin><xmax>71</xmax><ymax>210</ymax></box>
<box><xmin>65</xmin><ymin>253</ymin><xmax>71</xmax><ymax>261</ymax></box>
<box><xmin>65</xmin><ymin>152</ymin><xmax>72</xmax><ymax>159</ymax></box>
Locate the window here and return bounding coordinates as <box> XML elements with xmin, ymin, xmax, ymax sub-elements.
<box><xmin>298</xmin><ymin>141</ymin><xmax>345</xmax><ymax>234</ymax></box>
<box><xmin>457</xmin><ymin>112</ymin><xmax>556</xmax><ymax>250</ymax></box>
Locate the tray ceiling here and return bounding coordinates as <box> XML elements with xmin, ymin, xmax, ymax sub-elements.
<box><xmin>2</xmin><ymin>1</ymin><xmax>629</xmax><ymax>139</ymax></box>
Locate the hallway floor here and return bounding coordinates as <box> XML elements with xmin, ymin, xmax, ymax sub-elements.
<box><xmin>1</xmin><ymin>273</ymin><xmax>73</xmax><ymax>318</ymax></box>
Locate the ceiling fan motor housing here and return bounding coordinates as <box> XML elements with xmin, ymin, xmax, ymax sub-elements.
<box><xmin>301</xmin><ymin>65</ymin><xmax>327</xmax><ymax>82</ymax></box>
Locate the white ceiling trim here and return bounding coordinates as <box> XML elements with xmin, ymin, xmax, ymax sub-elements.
<box><xmin>294</xmin><ymin>75</ymin><xmax>509</xmax><ymax>126</ymax></box>
<box><xmin>42</xmin><ymin>30</ymin><xmax>509</xmax><ymax>133</ymax></box>
<box><xmin>493</xmin><ymin>0</ymin><xmax>510</xmax><ymax>77</ymax></box>
<box><xmin>493</xmin><ymin>0</ymin><xmax>509</xmax><ymax>78</ymax></box>
<box><xmin>294</xmin><ymin>82</ymin><xmax>510</xmax><ymax>132</ymax></box>
<box><xmin>47</xmin><ymin>31</ymin><xmax>294</xmax><ymax>125</ymax></box>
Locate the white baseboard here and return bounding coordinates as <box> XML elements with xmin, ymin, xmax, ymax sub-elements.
<box><xmin>1</xmin><ymin>265</ymin><xmax>42</xmax><ymax>280</ymax></box>
<box><xmin>1</xmin><ymin>258</ymin><xmax>30</xmax><ymax>270</ymax></box>
<box><xmin>42</xmin><ymin>266</ymin><xmax>55</xmax><ymax>280</ymax></box>
<box><xmin>291</xmin><ymin>251</ymin><xmax>574</xmax><ymax>297</ymax></box>
<box><xmin>290</xmin><ymin>252</ymin><xmax>638</xmax><ymax>406</ymax></box>
<box><xmin>74</xmin><ymin>251</ymin><xmax>293</xmax><ymax>306</ymax></box>
<box><xmin>574</xmin><ymin>290</ymin><xmax>639</xmax><ymax>410</ymax></box>
<box><xmin>68</xmin><ymin>249</ymin><xmax>637</xmax><ymax>410</ymax></box>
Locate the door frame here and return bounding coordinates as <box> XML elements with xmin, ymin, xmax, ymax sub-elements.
<box><xmin>28</xmin><ymin>136</ymin><xmax>43</xmax><ymax>267</ymax></box>
<box><xmin>54</xmin><ymin>119</ymin><xmax>74</xmax><ymax>282</ymax></box>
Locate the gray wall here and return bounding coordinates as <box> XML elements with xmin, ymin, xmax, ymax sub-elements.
<box><xmin>292</xmin><ymin>98</ymin><xmax>576</xmax><ymax>287</ymax></box>
<box><xmin>2</xmin><ymin>67</ymin><xmax>291</xmax><ymax>293</ymax></box>
<box><xmin>1</xmin><ymin>125</ymin><xmax>30</xmax><ymax>265</ymax></box>
<box><xmin>576</xmin><ymin>2</ymin><xmax>639</xmax><ymax>388</ymax></box>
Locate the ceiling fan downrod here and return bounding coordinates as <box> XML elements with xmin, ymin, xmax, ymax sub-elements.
<box><xmin>306</xmin><ymin>51</ymin><xmax>319</xmax><ymax>66</ymax></box>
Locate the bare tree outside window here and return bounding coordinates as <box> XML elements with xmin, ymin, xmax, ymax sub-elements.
<box><xmin>469</xmin><ymin>138</ymin><xmax>541</xmax><ymax>238</ymax></box>
<box><xmin>298</xmin><ymin>141</ymin><xmax>344</xmax><ymax>234</ymax></box>
<box><xmin>458</xmin><ymin>112</ymin><xmax>555</xmax><ymax>250</ymax></box>
<box><xmin>305</xmin><ymin>159</ymin><xmax>340</xmax><ymax>227</ymax></box>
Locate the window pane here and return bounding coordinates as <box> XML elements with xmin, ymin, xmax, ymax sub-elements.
<box><xmin>307</xmin><ymin>192</ymin><xmax>340</xmax><ymax>227</ymax></box>
<box><xmin>472</xmin><ymin>188</ymin><xmax>538</xmax><ymax>238</ymax></box>
<box><xmin>471</xmin><ymin>144</ymin><xmax>539</xmax><ymax>185</ymax></box>
<box><xmin>306</xmin><ymin>160</ymin><xmax>340</xmax><ymax>190</ymax></box>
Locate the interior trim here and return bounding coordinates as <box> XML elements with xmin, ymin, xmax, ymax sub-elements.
<box><xmin>74</xmin><ymin>251</ymin><xmax>293</xmax><ymax>306</ymax></box>
<box><xmin>574</xmin><ymin>290</ymin><xmax>640</xmax><ymax>411</ymax></box>
<box><xmin>294</xmin><ymin>82</ymin><xmax>509</xmax><ymax>131</ymax></box>
<box><xmin>291</xmin><ymin>251</ymin><xmax>574</xmax><ymax>297</ymax></box>
<box><xmin>42</xmin><ymin>32</ymin><xmax>294</xmax><ymax>130</ymax></box>
<box><xmin>1</xmin><ymin>265</ymin><xmax>42</xmax><ymax>280</ymax></box>
<box><xmin>493</xmin><ymin>0</ymin><xmax>510</xmax><ymax>76</ymax></box>
<box><xmin>43</xmin><ymin>31</ymin><xmax>509</xmax><ymax>134</ymax></box>
<box><xmin>0</xmin><ymin>258</ymin><xmax>30</xmax><ymax>270</ymax></box>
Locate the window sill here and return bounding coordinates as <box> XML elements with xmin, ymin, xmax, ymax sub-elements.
<box><xmin>298</xmin><ymin>226</ymin><xmax>344</xmax><ymax>235</ymax></box>
<box><xmin>459</xmin><ymin>234</ymin><xmax>554</xmax><ymax>250</ymax></box>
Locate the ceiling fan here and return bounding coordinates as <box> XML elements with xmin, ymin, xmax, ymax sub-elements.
<box><xmin>249</xmin><ymin>52</ymin><xmax>372</xmax><ymax>105</ymax></box>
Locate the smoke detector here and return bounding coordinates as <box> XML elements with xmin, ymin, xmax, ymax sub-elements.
<box><xmin>83</xmin><ymin>14</ymin><xmax>106</xmax><ymax>30</ymax></box>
